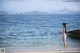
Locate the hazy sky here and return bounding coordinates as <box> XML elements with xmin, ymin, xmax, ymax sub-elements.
<box><xmin>0</xmin><ymin>0</ymin><xmax>80</xmax><ymax>13</ymax></box>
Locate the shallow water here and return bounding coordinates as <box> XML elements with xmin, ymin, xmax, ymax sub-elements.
<box><xmin>0</xmin><ymin>15</ymin><xmax>80</xmax><ymax>50</ymax></box>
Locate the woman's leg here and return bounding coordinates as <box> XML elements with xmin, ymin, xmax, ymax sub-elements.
<box><xmin>64</xmin><ymin>41</ymin><xmax>67</xmax><ymax>48</ymax></box>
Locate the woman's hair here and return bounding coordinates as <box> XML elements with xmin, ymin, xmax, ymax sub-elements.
<box><xmin>63</xmin><ymin>23</ymin><xmax>66</xmax><ymax>25</ymax></box>
<box><xmin>62</xmin><ymin>23</ymin><xmax>66</xmax><ymax>33</ymax></box>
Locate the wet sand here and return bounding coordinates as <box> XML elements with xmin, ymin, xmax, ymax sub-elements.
<box><xmin>5</xmin><ymin>48</ymin><xmax>80</xmax><ymax>53</ymax></box>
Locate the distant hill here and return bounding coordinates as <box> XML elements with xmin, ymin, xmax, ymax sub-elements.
<box><xmin>0</xmin><ymin>10</ymin><xmax>80</xmax><ymax>15</ymax></box>
<box><xmin>54</xmin><ymin>9</ymin><xmax>80</xmax><ymax>14</ymax></box>
<box><xmin>24</xmin><ymin>11</ymin><xmax>50</xmax><ymax>15</ymax></box>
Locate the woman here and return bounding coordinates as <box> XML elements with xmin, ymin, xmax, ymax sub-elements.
<box><xmin>62</xmin><ymin>23</ymin><xmax>67</xmax><ymax>48</ymax></box>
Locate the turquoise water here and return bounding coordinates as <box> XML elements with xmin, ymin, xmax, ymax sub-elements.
<box><xmin>0</xmin><ymin>15</ymin><xmax>80</xmax><ymax>50</ymax></box>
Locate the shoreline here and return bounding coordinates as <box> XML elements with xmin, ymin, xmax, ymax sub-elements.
<box><xmin>0</xmin><ymin>48</ymin><xmax>80</xmax><ymax>53</ymax></box>
<box><xmin>5</xmin><ymin>48</ymin><xmax>80</xmax><ymax>53</ymax></box>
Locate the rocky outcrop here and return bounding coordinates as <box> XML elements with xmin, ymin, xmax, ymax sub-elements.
<box><xmin>67</xmin><ymin>30</ymin><xmax>80</xmax><ymax>39</ymax></box>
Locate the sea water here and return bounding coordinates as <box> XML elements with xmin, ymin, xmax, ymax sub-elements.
<box><xmin>0</xmin><ymin>15</ymin><xmax>80</xmax><ymax>51</ymax></box>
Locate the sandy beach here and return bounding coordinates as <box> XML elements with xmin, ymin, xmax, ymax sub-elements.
<box><xmin>4</xmin><ymin>48</ymin><xmax>80</xmax><ymax>53</ymax></box>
